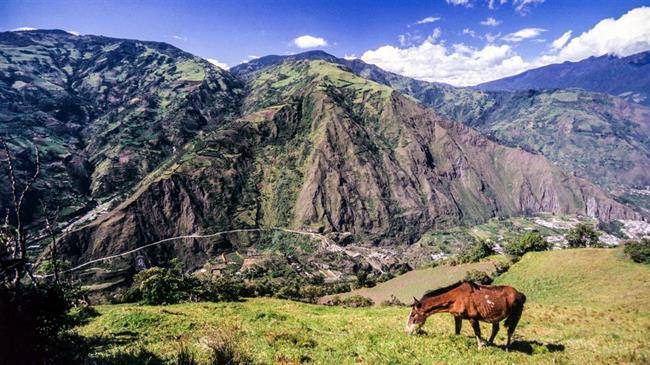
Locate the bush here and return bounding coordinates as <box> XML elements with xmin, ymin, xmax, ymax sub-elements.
<box><xmin>566</xmin><ymin>224</ymin><xmax>601</xmax><ymax>248</ymax></box>
<box><xmin>459</xmin><ymin>239</ymin><xmax>495</xmax><ymax>263</ymax></box>
<box><xmin>132</xmin><ymin>267</ymin><xmax>187</xmax><ymax>305</ymax></box>
<box><xmin>463</xmin><ymin>269</ymin><xmax>493</xmax><ymax>284</ymax></box>
<box><xmin>624</xmin><ymin>238</ymin><xmax>650</xmax><ymax>264</ymax></box>
<box><xmin>0</xmin><ymin>282</ymin><xmax>91</xmax><ymax>364</ymax></box>
<box><xmin>505</xmin><ymin>231</ymin><xmax>552</xmax><ymax>257</ymax></box>
<box><xmin>331</xmin><ymin>295</ymin><xmax>374</xmax><ymax>307</ymax></box>
<box><xmin>380</xmin><ymin>294</ymin><xmax>406</xmax><ymax>307</ymax></box>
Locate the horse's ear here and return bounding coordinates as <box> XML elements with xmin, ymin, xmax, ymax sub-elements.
<box><xmin>412</xmin><ymin>297</ymin><xmax>421</xmax><ymax>307</ymax></box>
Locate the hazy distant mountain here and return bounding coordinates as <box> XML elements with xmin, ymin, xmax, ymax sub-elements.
<box><xmin>476</xmin><ymin>51</ymin><xmax>650</xmax><ymax>106</ymax></box>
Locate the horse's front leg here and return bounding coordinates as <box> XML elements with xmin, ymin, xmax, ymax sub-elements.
<box><xmin>488</xmin><ymin>323</ymin><xmax>499</xmax><ymax>345</ymax></box>
<box><xmin>470</xmin><ymin>319</ymin><xmax>487</xmax><ymax>350</ymax></box>
<box><xmin>454</xmin><ymin>317</ymin><xmax>462</xmax><ymax>335</ymax></box>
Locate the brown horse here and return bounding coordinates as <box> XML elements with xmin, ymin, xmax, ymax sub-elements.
<box><xmin>405</xmin><ymin>281</ymin><xmax>526</xmax><ymax>350</ymax></box>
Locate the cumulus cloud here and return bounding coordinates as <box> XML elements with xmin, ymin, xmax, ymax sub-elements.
<box><xmin>502</xmin><ymin>27</ymin><xmax>546</xmax><ymax>42</ymax></box>
<box><xmin>361</xmin><ymin>39</ymin><xmax>529</xmax><ymax>86</ymax></box>
<box><xmin>552</xmin><ymin>7</ymin><xmax>650</xmax><ymax>62</ymax></box>
<box><xmin>206</xmin><ymin>58</ymin><xmax>229</xmax><ymax>70</ymax></box>
<box><xmin>480</xmin><ymin>17</ymin><xmax>501</xmax><ymax>26</ymax></box>
<box><xmin>11</xmin><ymin>27</ymin><xmax>37</xmax><ymax>31</ymax></box>
<box><xmin>415</xmin><ymin>16</ymin><xmax>441</xmax><ymax>25</ymax></box>
<box><xmin>293</xmin><ymin>35</ymin><xmax>328</xmax><ymax>49</ymax></box>
<box><xmin>550</xmin><ymin>30</ymin><xmax>572</xmax><ymax>50</ymax></box>
<box><xmin>359</xmin><ymin>6</ymin><xmax>650</xmax><ymax>87</ymax></box>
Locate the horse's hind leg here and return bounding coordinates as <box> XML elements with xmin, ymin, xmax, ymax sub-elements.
<box><xmin>470</xmin><ymin>319</ymin><xmax>486</xmax><ymax>350</ymax></box>
<box><xmin>504</xmin><ymin>295</ymin><xmax>526</xmax><ymax>350</ymax></box>
<box><xmin>454</xmin><ymin>317</ymin><xmax>462</xmax><ymax>335</ymax></box>
<box><xmin>488</xmin><ymin>323</ymin><xmax>499</xmax><ymax>345</ymax></box>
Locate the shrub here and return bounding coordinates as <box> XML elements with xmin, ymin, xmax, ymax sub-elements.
<box><xmin>463</xmin><ymin>269</ymin><xmax>493</xmax><ymax>284</ymax></box>
<box><xmin>331</xmin><ymin>295</ymin><xmax>374</xmax><ymax>307</ymax></box>
<box><xmin>0</xmin><ymin>282</ymin><xmax>91</xmax><ymax>364</ymax></box>
<box><xmin>566</xmin><ymin>224</ymin><xmax>600</xmax><ymax>248</ymax></box>
<box><xmin>505</xmin><ymin>231</ymin><xmax>552</xmax><ymax>257</ymax></box>
<box><xmin>459</xmin><ymin>239</ymin><xmax>495</xmax><ymax>263</ymax></box>
<box><xmin>380</xmin><ymin>294</ymin><xmax>406</xmax><ymax>307</ymax></box>
<box><xmin>133</xmin><ymin>267</ymin><xmax>186</xmax><ymax>305</ymax></box>
<box><xmin>624</xmin><ymin>238</ymin><xmax>650</xmax><ymax>264</ymax></box>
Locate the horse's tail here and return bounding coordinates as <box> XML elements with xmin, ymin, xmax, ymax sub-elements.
<box><xmin>505</xmin><ymin>292</ymin><xmax>526</xmax><ymax>331</ymax></box>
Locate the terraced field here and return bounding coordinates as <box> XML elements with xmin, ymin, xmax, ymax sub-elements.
<box><xmin>76</xmin><ymin>248</ymin><xmax>650</xmax><ymax>364</ymax></box>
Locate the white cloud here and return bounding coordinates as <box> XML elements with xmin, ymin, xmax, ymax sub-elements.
<box><xmin>550</xmin><ymin>30</ymin><xmax>572</xmax><ymax>50</ymax></box>
<box><xmin>66</xmin><ymin>30</ymin><xmax>80</xmax><ymax>36</ymax></box>
<box><xmin>293</xmin><ymin>35</ymin><xmax>328</xmax><ymax>49</ymax></box>
<box><xmin>485</xmin><ymin>32</ymin><xmax>501</xmax><ymax>43</ymax></box>
<box><xmin>426</xmin><ymin>28</ymin><xmax>443</xmax><ymax>42</ymax></box>
<box><xmin>552</xmin><ymin>7</ymin><xmax>650</xmax><ymax>62</ymax></box>
<box><xmin>462</xmin><ymin>28</ymin><xmax>478</xmax><ymax>38</ymax></box>
<box><xmin>415</xmin><ymin>16</ymin><xmax>441</xmax><ymax>25</ymax></box>
<box><xmin>513</xmin><ymin>0</ymin><xmax>545</xmax><ymax>15</ymax></box>
<box><xmin>359</xmin><ymin>6</ymin><xmax>650</xmax><ymax>87</ymax></box>
<box><xmin>10</xmin><ymin>27</ymin><xmax>37</xmax><ymax>31</ymax></box>
<box><xmin>344</xmin><ymin>54</ymin><xmax>357</xmax><ymax>60</ymax></box>
<box><xmin>172</xmin><ymin>35</ymin><xmax>188</xmax><ymax>41</ymax></box>
<box><xmin>247</xmin><ymin>55</ymin><xmax>259</xmax><ymax>59</ymax></box>
<box><xmin>502</xmin><ymin>27</ymin><xmax>546</xmax><ymax>42</ymax></box>
<box><xmin>361</xmin><ymin>39</ymin><xmax>529</xmax><ymax>86</ymax></box>
<box><xmin>446</xmin><ymin>0</ymin><xmax>472</xmax><ymax>6</ymax></box>
<box><xmin>480</xmin><ymin>17</ymin><xmax>501</xmax><ymax>26</ymax></box>
<box><xmin>206</xmin><ymin>58</ymin><xmax>229</xmax><ymax>70</ymax></box>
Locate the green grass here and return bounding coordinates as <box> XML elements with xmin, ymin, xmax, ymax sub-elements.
<box><xmin>77</xmin><ymin>248</ymin><xmax>649</xmax><ymax>364</ymax></box>
<box><xmin>322</xmin><ymin>259</ymin><xmax>503</xmax><ymax>305</ymax></box>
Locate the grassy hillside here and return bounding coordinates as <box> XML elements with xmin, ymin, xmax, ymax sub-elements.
<box><xmin>77</xmin><ymin>248</ymin><xmax>649</xmax><ymax>364</ymax></box>
<box><xmin>320</xmin><ymin>258</ymin><xmax>504</xmax><ymax>305</ymax></box>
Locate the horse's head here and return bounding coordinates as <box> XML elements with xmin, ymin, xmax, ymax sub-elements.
<box><xmin>405</xmin><ymin>297</ymin><xmax>426</xmax><ymax>335</ymax></box>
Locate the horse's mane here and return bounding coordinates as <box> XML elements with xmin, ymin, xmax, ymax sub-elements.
<box><xmin>420</xmin><ymin>281</ymin><xmax>475</xmax><ymax>300</ymax></box>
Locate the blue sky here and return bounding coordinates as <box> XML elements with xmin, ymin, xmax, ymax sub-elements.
<box><xmin>2</xmin><ymin>0</ymin><xmax>650</xmax><ymax>85</ymax></box>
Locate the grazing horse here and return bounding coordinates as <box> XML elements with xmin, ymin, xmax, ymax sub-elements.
<box><xmin>405</xmin><ymin>281</ymin><xmax>526</xmax><ymax>350</ymax></box>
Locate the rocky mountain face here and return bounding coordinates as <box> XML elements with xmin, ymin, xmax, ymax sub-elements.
<box><xmin>0</xmin><ymin>32</ymin><xmax>642</xmax><ymax>273</ymax></box>
<box><xmin>476</xmin><ymin>51</ymin><xmax>650</xmax><ymax>106</ymax></box>
<box><xmin>234</xmin><ymin>51</ymin><xmax>650</xmax><ymax>193</ymax></box>
<box><xmin>58</xmin><ymin>60</ymin><xmax>637</xmax><ymax>269</ymax></box>
<box><xmin>0</xmin><ymin>29</ymin><xmax>242</xmax><ymax>225</ymax></box>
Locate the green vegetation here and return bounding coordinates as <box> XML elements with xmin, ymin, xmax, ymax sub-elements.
<box><xmin>505</xmin><ymin>232</ymin><xmax>552</xmax><ymax>257</ymax></box>
<box><xmin>623</xmin><ymin>238</ymin><xmax>650</xmax><ymax>264</ymax></box>
<box><xmin>565</xmin><ymin>223</ymin><xmax>601</xmax><ymax>248</ymax></box>
<box><xmin>458</xmin><ymin>239</ymin><xmax>495</xmax><ymax>263</ymax></box>
<box><xmin>463</xmin><ymin>269</ymin><xmax>493</xmax><ymax>284</ymax></box>
<box><xmin>75</xmin><ymin>249</ymin><xmax>649</xmax><ymax>364</ymax></box>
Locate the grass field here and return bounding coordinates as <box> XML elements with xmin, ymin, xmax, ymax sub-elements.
<box><xmin>320</xmin><ymin>258</ymin><xmax>504</xmax><ymax>305</ymax></box>
<box><xmin>77</xmin><ymin>248</ymin><xmax>650</xmax><ymax>364</ymax></box>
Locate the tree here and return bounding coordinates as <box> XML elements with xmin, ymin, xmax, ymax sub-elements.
<box><xmin>0</xmin><ymin>137</ymin><xmax>39</xmax><ymax>288</ymax></box>
<box><xmin>566</xmin><ymin>223</ymin><xmax>600</xmax><ymax>248</ymax></box>
<box><xmin>505</xmin><ymin>231</ymin><xmax>552</xmax><ymax>257</ymax></box>
<box><xmin>459</xmin><ymin>239</ymin><xmax>495</xmax><ymax>263</ymax></box>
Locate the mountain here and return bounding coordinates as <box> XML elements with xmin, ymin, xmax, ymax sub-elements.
<box><xmin>233</xmin><ymin>51</ymin><xmax>650</xmax><ymax>193</ymax></box>
<box><xmin>476</xmin><ymin>51</ymin><xmax>650</xmax><ymax>106</ymax></box>
<box><xmin>0</xmin><ymin>29</ymin><xmax>242</xmax><ymax>225</ymax></box>
<box><xmin>0</xmin><ymin>31</ymin><xmax>641</xmax><ymax>273</ymax></box>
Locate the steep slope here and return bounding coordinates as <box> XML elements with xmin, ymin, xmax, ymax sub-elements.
<box><xmin>476</xmin><ymin>51</ymin><xmax>650</xmax><ymax>106</ymax></box>
<box><xmin>233</xmin><ymin>52</ymin><xmax>650</xmax><ymax>192</ymax></box>
<box><xmin>59</xmin><ymin>60</ymin><xmax>638</xmax><ymax>269</ymax></box>
<box><xmin>0</xmin><ymin>29</ymin><xmax>242</xmax><ymax>225</ymax></box>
